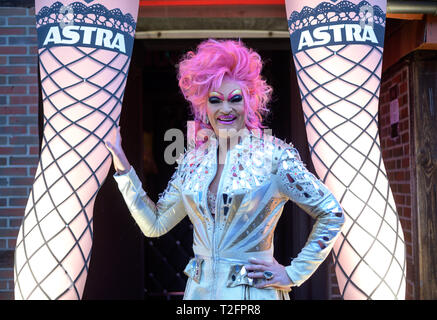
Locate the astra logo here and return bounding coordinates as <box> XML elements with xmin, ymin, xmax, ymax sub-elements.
<box><xmin>42</xmin><ymin>25</ymin><xmax>126</xmax><ymax>53</ymax></box>
<box><xmin>298</xmin><ymin>23</ymin><xmax>379</xmax><ymax>51</ymax></box>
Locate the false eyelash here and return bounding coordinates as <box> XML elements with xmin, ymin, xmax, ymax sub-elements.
<box><xmin>208</xmin><ymin>96</ymin><xmax>223</xmax><ymax>104</ymax></box>
<box><xmin>229</xmin><ymin>95</ymin><xmax>242</xmax><ymax>103</ymax></box>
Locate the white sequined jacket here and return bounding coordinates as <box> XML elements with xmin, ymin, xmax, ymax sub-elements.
<box><xmin>113</xmin><ymin>128</ymin><xmax>345</xmax><ymax>300</ymax></box>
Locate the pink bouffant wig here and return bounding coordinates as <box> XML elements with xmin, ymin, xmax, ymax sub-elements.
<box><xmin>177</xmin><ymin>39</ymin><xmax>272</xmax><ymax>139</ymax></box>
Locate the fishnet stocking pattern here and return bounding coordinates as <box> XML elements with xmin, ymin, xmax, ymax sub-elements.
<box><xmin>14</xmin><ymin>44</ymin><xmax>131</xmax><ymax>299</ymax></box>
<box><xmin>287</xmin><ymin>0</ymin><xmax>405</xmax><ymax>299</ymax></box>
<box><xmin>293</xmin><ymin>42</ymin><xmax>406</xmax><ymax>299</ymax></box>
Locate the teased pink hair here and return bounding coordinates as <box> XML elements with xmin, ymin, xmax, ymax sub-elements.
<box><xmin>177</xmin><ymin>39</ymin><xmax>272</xmax><ymax>146</ymax></box>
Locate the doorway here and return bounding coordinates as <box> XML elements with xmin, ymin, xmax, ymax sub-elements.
<box><xmin>83</xmin><ymin>37</ymin><xmax>330</xmax><ymax>300</ymax></box>
<box><xmin>136</xmin><ymin>38</ymin><xmax>328</xmax><ymax>300</ymax></box>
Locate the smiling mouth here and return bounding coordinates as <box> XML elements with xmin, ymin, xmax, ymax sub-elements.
<box><xmin>217</xmin><ymin>115</ymin><xmax>237</xmax><ymax>123</ymax></box>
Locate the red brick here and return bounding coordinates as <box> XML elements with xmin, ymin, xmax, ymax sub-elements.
<box><xmin>29</xmin><ymin>106</ymin><xmax>38</xmax><ymax>114</ymax></box>
<box><xmin>7</xmin><ymin>238</ymin><xmax>16</xmax><ymax>249</ymax></box>
<box><xmin>0</xmin><ymin>229</ymin><xmax>19</xmax><ymax>237</ymax></box>
<box><xmin>9</xmin><ymin>156</ymin><xmax>38</xmax><ymax>165</ymax></box>
<box><xmin>8</xmin><ymin>218</ymin><xmax>23</xmax><ymax>228</ymax></box>
<box><xmin>0</xmin><ymin>146</ymin><xmax>26</xmax><ymax>155</ymax></box>
<box><xmin>381</xmin><ymin>80</ymin><xmax>392</xmax><ymax>92</ymax></box>
<box><xmin>0</xmin><ymin>46</ymin><xmax>26</xmax><ymax>55</ymax></box>
<box><xmin>8</xmin><ymin>55</ymin><xmax>37</xmax><ymax>65</ymax></box>
<box><xmin>400</xmin><ymin>217</ymin><xmax>411</xmax><ymax>229</ymax></box>
<box><xmin>9</xmin><ymin>177</ymin><xmax>34</xmax><ymax>185</ymax></box>
<box><xmin>402</xmin><ymin>158</ymin><xmax>410</xmax><ymax>168</ymax></box>
<box><xmin>395</xmin><ymin>171</ymin><xmax>404</xmax><ymax>181</ymax></box>
<box><xmin>406</xmin><ymin>243</ymin><xmax>413</xmax><ymax>257</ymax></box>
<box><xmin>29</xmin><ymin>46</ymin><xmax>38</xmax><ymax>55</ymax></box>
<box><xmin>0</xmin><ymin>86</ymin><xmax>27</xmax><ymax>95</ymax></box>
<box><xmin>28</xmin><ymin>26</ymin><xmax>37</xmax><ymax>35</ymax></box>
<box><xmin>0</xmin><ymin>239</ymin><xmax>6</xmax><ymax>249</ymax></box>
<box><xmin>402</xmin><ymin>94</ymin><xmax>409</xmax><ymax>105</ymax></box>
<box><xmin>9</xmin><ymin>197</ymin><xmax>28</xmax><ymax>207</ymax></box>
<box><xmin>394</xmin><ymin>194</ymin><xmax>404</xmax><ymax>205</ymax></box>
<box><xmin>0</xmin><ymin>292</ymin><xmax>13</xmax><ymax>300</ymax></box>
<box><xmin>8</xmin><ymin>116</ymin><xmax>37</xmax><ymax>125</ymax></box>
<box><xmin>9</xmin><ymin>135</ymin><xmax>39</xmax><ymax>145</ymax></box>
<box><xmin>7</xmin><ymin>17</ymin><xmax>36</xmax><ymax>26</ymax></box>
<box><xmin>404</xmin><ymin>230</ymin><xmax>412</xmax><ymax>243</ymax></box>
<box><xmin>8</xmin><ymin>75</ymin><xmax>37</xmax><ymax>84</ymax></box>
<box><xmin>0</xmin><ymin>280</ymin><xmax>7</xmax><ymax>290</ymax></box>
<box><xmin>29</xmin><ymin>146</ymin><xmax>40</xmax><ymax>155</ymax></box>
<box><xmin>28</xmin><ymin>65</ymin><xmax>37</xmax><ymax>74</ymax></box>
<box><xmin>393</xmin><ymin>73</ymin><xmax>401</xmax><ymax>84</ymax></box>
<box><xmin>29</xmin><ymin>86</ymin><xmax>38</xmax><ymax>94</ymax></box>
<box><xmin>386</xmin><ymin>160</ymin><xmax>395</xmax><ymax>170</ymax></box>
<box><xmin>0</xmin><ymin>106</ymin><xmax>26</xmax><ymax>114</ymax></box>
<box><xmin>400</xmin><ymin>104</ymin><xmax>409</xmax><ymax>118</ymax></box>
<box><xmin>0</xmin><ymin>269</ymin><xmax>13</xmax><ymax>281</ymax></box>
<box><xmin>29</xmin><ymin>125</ymin><xmax>38</xmax><ymax>134</ymax></box>
<box><xmin>0</xmin><ymin>27</ymin><xmax>26</xmax><ymax>35</ymax></box>
<box><xmin>0</xmin><ymin>126</ymin><xmax>27</xmax><ymax>134</ymax></box>
<box><xmin>0</xmin><ymin>56</ymin><xmax>6</xmax><ymax>64</ymax></box>
<box><xmin>393</xmin><ymin>146</ymin><xmax>403</xmax><ymax>157</ymax></box>
<box><xmin>9</xmin><ymin>96</ymin><xmax>38</xmax><ymax>105</ymax></box>
<box><xmin>0</xmin><ymin>66</ymin><xmax>26</xmax><ymax>74</ymax></box>
<box><xmin>29</xmin><ymin>166</ymin><xmax>37</xmax><ymax>176</ymax></box>
<box><xmin>399</xmin><ymin>82</ymin><xmax>407</xmax><ymax>95</ymax></box>
<box><xmin>0</xmin><ymin>208</ymin><xmax>25</xmax><ymax>216</ymax></box>
<box><xmin>0</xmin><ymin>167</ymin><xmax>28</xmax><ymax>176</ymax></box>
<box><xmin>0</xmin><ymin>187</ymin><xmax>28</xmax><ymax>196</ymax></box>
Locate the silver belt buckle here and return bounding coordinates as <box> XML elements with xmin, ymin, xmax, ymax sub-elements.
<box><xmin>226</xmin><ymin>264</ymin><xmax>255</xmax><ymax>288</ymax></box>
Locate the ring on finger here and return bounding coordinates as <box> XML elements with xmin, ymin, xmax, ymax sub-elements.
<box><xmin>263</xmin><ymin>271</ymin><xmax>274</xmax><ymax>280</ymax></box>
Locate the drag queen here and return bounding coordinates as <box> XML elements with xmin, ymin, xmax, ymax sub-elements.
<box><xmin>105</xmin><ymin>39</ymin><xmax>345</xmax><ymax>300</ymax></box>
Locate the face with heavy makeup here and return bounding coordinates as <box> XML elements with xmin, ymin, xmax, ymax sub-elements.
<box><xmin>206</xmin><ymin>78</ymin><xmax>247</xmax><ymax>138</ymax></box>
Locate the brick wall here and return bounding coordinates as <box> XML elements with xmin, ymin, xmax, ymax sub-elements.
<box><xmin>379</xmin><ymin>62</ymin><xmax>416</xmax><ymax>300</ymax></box>
<box><xmin>0</xmin><ymin>6</ymin><xmax>38</xmax><ymax>300</ymax></box>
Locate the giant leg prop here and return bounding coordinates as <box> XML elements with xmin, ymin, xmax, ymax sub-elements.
<box><xmin>284</xmin><ymin>0</ymin><xmax>406</xmax><ymax>299</ymax></box>
<box><xmin>14</xmin><ymin>0</ymin><xmax>139</xmax><ymax>299</ymax></box>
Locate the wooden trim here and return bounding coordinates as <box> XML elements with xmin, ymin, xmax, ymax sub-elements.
<box><xmin>387</xmin><ymin>13</ymin><xmax>424</xmax><ymax>20</ymax></box>
<box><xmin>135</xmin><ymin>29</ymin><xmax>289</xmax><ymax>39</ymax></box>
<box><xmin>383</xmin><ymin>19</ymin><xmax>426</xmax><ymax>73</ymax></box>
<box><xmin>138</xmin><ymin>4</ymin><xmax>286</xmax><ymax>18</ymax></box>
<box><xmin>411</xmin><ymin>50</ymin><xmax>437</xmax><ymax>300</ymax></box>
<box><xmin>140</xmin><ymin>0</ymin><xmax>284</xmax><ymax>6</ymax></box>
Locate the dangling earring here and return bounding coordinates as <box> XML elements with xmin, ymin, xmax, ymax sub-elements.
<box><xmin>205</xmin><ymin>116</ymin><xmax>209</xmax><ymax>125</ymax></box>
